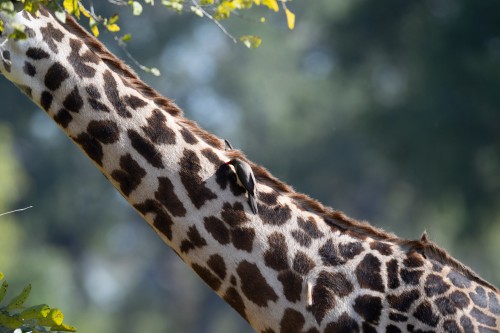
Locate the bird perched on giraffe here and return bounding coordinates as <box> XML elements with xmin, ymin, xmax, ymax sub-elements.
<box><xmin>226</xmin><ymin>158</ymin><xmax>259</xmax><ymax>214</ymax></box>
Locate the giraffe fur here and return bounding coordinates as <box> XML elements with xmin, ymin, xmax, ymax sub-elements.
<box><xmin>0</xmin><ymin>8</ymin><xmax>499</xmax><ymax>333</ymax></box>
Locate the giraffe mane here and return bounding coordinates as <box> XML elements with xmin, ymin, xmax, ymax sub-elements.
<box><xmin>56</xmin><ymin>9</ymin><xmax>498</xmax><ymax>293</ymax></box>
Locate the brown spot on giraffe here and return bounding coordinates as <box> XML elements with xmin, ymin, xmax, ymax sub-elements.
<box><xmin>264</xmin><ymin>232</ymin><xmax>290</xmax><ymax>271</ymax></box>
<box><xmin>191</xmin><ymin>263</ymin><xmax>221</xmax><ymax>291</ymax></box>
<box><xmin>237</xmin><ymin>260</ymin><xmax>279</xmax><ymax>307</ymax></box>
<box><xmin>103</xmin><ymin>70</ymin><xmax>131</xmax><ymax>117</ymax></box>
<box><xmin>388</xmin><ymin>289</ymin><xmax>420</xmax><ymax>312</ymax></box>
<box><xmin>45</xmin><ymin>62</ymin><xmax>69</xmax><ymax>91</ymax></box>
<box><xmin>63</xmin><ymin>86</ymin><xmax>83</xmax><ymax>113</ymax></box>
<box><xmin>134</xmin><ymin>199</ymin><xmax>174</xmax><ymax>241</ymax></box>
<box><xmin>40</xmin><ymin>22</ymin><xmax>64</xmax><ymax>53</ymax></box>
<box><xmin>23</xmin><ymin>61</ymin><xmax>36</xmax><ymax>76</ymax></box>
<box><xmin>68</xmin><ymin>38</ymin><xmax>100</xmax><ymax>78</ymax></box>
<box><xmin>128</xmin><ymin>129</ymin><xmax>164</xmax><ymax>168</ymax></box>
<box><xmin>179</xmin><ymin>225</ymin><xmax>207</xmax><ymax>254</ymax></box>
<box><xmin>179</xmin><ymin>149</ymin><xmax>217</xmax><ymax>209</ymax></box>
<box><xmin>26</xmin><ymin>47</ymin><xmax>49</xmax><ymax>60</ymax></box>
<box><xmin>355</xmin><ymin>253</ymin><xmax>385</xmax><ymax>292</ymax></box>
<box><xmin>142</xmin><ymin>109</ymin><xmax>176</xmax><ymax>145</ymax></box>
<box><xmin>110</xmin><ymin>154</ymin><xmax>146</xmax><ymax>197</ymax></box>
<box><xmin>155</xmin><ymin>176</ymin><xmax>187</xmax><ymax>217</ymax></box>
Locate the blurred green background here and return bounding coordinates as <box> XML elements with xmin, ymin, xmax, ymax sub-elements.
<box><xmin>1</xmin><ymin>0</ymin><xmax>499</xmax><ymax>332</ymax></box>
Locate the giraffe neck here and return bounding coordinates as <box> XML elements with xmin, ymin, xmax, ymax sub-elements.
<box><xmin>1</xmin><ymin>9</ymin><xmax>499</xmax><ymax>333</ymax></box>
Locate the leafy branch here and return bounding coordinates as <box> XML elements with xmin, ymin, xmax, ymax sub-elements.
<box><xmin>0</xmin><ymin>273</ymin><xmax>76</xmax><ymax>333</ymax></box>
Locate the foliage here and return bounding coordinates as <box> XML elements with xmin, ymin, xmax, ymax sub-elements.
<box><xmin>0</xmin><ymin>0</ymin><xmax>296</xmax><ymax>48</ymax></box>
<box><xmin>0</xmin><ymin>273</ymin><xmax>76</xmax><ymax>333</ymax></box>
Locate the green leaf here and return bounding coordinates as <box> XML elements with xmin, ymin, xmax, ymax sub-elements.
<box><xmin>50</xmin><ymin>323</ymin><xmax>77</xmax><ymax>332</ymax></box>
<box><xmin>131</xmin><ymin>1</ymin><xmax>143</xmax><ymax>15</ymax></box>
<box><xmin>120</xmin><ymin>33</ymin><xmax>132</xmax><ymax>42</ymax></box>
<box><xmin>0</xmin><ymin>280</ymin><xmax>8</xmax><ymax>303</ymax></box>
<box><xmin>108</xmin><ymin>13</ymin><xmax>120</xmax><ymax>25</ymax></box>
<box><xmin>190</xmin><ymin>5</ymin><xmax>204</xmax><ymax>17</ymax></box>
<box><xmin>20</xmin><ymin>304</ymin><xmax>51</xmax><ymax>320</ymax></box>
<box><xmin>0</xmin><ymin>1</ymin><xmax>14</xmax><ymax>14</ymax></box>
<box><xmin>145</xmin><ymin>0</ymin><xmax>155</xmax><ymax>4</ymax></box>
<box><xmin>6</xmin><ymin>284</ymin><xmax>31</xmax><ymax>310</ymax></box>
<box><xmin>0</xmin><ymin>312</ymin><xmax>22</xmax><ymax>329</ymax></box>
<box><xmin>37</xmin><ymin>308</ymin><xmax>64</xmax><ymax>326</ymax></box>
<box><xmin>240</xmin><ymin>35</ymin><xmax>262</xmax><ymax>48</ymax></box>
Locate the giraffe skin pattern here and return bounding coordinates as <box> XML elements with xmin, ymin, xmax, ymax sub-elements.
<box><xmin>0</xmin><ymin>8</ymin><xmax>499</xmax><ymax>333</ymax></box>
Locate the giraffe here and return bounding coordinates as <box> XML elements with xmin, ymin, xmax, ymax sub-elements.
<box><xmin>0</xmin><ymin>8</ymin><xmax>499</xmax><ymax>333</ymax></box>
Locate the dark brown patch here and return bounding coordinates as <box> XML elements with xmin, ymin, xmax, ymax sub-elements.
<box><xmin>128</xmin><ymin>129</ymin><xmax>164</xmax><ymax>168</ymax></box>
<box><xmin>125</xmin><ymin>95</ymin><xmax>148</xmax><ymax>109</ymax></box>
<box><xmin>401</xmin><ymin>269</ymin><xmax>424</xmax><ymax>286</ymax></box>
<box><xmin>192</xmin><ymin>263</ymin><xmax>221</xmax><ymax>291</ymax></box>
<box><xmin>292</xmin><ymin>251</ymin><xmax>316</xmax><ymax>275</ymax></box>
<box><xmin>450</xmin><ymin>290</ymin><xmax>470</xmax><ymax>309</ymax></box>
<box><xmin>23</xmin><ymin>61</ymin><xmax>36</xmax><ymax>76</ymax></box>
<box><xmin>489</xmin><ymin>292</ymin><xmax>500</xmax><ymax>314</ymax></box>
<box><xmin>53</xmin><ymin>109</ymin><xmax>73</xmax><ymax>128</ymax></box>
<box><xmin>435</xmin><ymin>297</ymin><xmax>458</xmax><ymax>316</ymax></box>
<box><xmin>142</xmin><ymin>109</ymin><xmax>176</xmax><ymax>144</ymax></box>
<box><xmin>389</xmin><ymin>313</ymin><xmax>407</xmax><ymax>322</ymax></box>
<box><xmin>44</xmin><ymin>62</ymin><xmax>69</xmax><ymax>91</ymax></box>
<box><xmin>73</xmin><ymin>132</ymin><xmax>103</xmax><ymax>166</ymax></box>
<box><xmin>40</xmin><ymin>90</ymin><xmax>53</xmax><ymax>111</ymax></box>
<box><xmin>204</xmin><ymin>216</ymin><xmax>230</xmax><ymax>245</ymax></box>
<box><xmin>413</xmin><ymin>301</ymin><xmax>439</xmax><ymax>327</ymax></box>
<box><xmin>353</xmin><ymin>294</ymin><xmax>382</xmax><ymax>324</ymax></box>
<box><xmin>460</xmin><ymin>315</ymin><xmax>474</xmax><ymax>333</ymax></box>
<box><xmin>88</xmin><ymin>98</ymin><xmax>110</xmax><ymax>113</ymax></box>
<box><xmin>310</xmin><ymin>271</ymin><xmax>353</xmax><ymax>324</ymax></box>
<box><xmin>223</xmin><ymin>287</ymin><xmax>247</xmax><ymax>321</ymax></box>
<box><xmin>63</xmin><ymin>86</ymin><xmax>83</xmax><ymax>112</ymax></box>
<box><xmin>387</xmin><ymin>259</ymin><xmax>400</xmax><ymax>289</ymax></box>
<box><xmin>103</xmin><ymin>70</ymin><xmax>131</xmax><ymax>117</ymax></box>
<box><xmin>355</xmin><ymin>253</ymin><xmax>385</xmax><ymax>292</ymax></box>
<box><xmin>134</xmin><ymin>199</ymin><xmax>174</xmax><ymax>241</ymax></box>
<box><xmin>443</xmin><ymin>320</ymin><xmax>460</xmax><ymax>333</ymax></box>
<box><xmin>279</xmin><ymin>308</ymin><xmax>306</xmax><ymax>333</ymax></box>
<box><xmin>447</xmin><ymin>270</ymin><xmax>471</xmax><ymax>289</ymax></box>
<box><xmin>324</xmin><ymin>313</ymin><xmax>360</xmax><ymax>333</ymax></box>
<box><xmin>264</xmin><ymin>232</ymin><xmax>290</xmax><ymax>271</ymax></box>
<box><xmin>155</xmin><ymin>176</ymin><xmax>187</xmax><ymax>217</ymax></box>
<box><xmin>237</xmin><ymin>260</ymin><xmax>278</xmax><ymax>307</ymax></box>
<box><xmin>40</xmin><ymin>22</ymin><xmax>64</xmax><ymax>53</ymax></box>
<box><xmin>470</xmin><ymin>286</ymin><xmax>488</xmax><ymax>308</ymax></box>
<box><xmin>258</xmin><ymin>191</ymin><xmax>279</xmax><ymax>206</ymax></box>
<box><xmin>259</xmin><ymin>203</ymin><xmax>292</xmax><ymax>226</ymax></box>
<box><xmin>26</xmin><ymin>47</ymin><xmax>50</xmax><ymax>60</ymax></box>
<box><xmin>87</xmin><ymin>120</ymin><xmax>120</xmax><ymax>144</ymax></box>
<box><xmin>179</xmin><ymin>149</ymin><xmax>217</xmax><ymax>209</ymax></box>
<box><xmin>278</xmin><ymin>270</ymin><xmax>303</xmax><ymax>302</ymax></box>
<box><xmin>470</xmin><ymin>307</ymin><xmax>496</xmax><ymax>327</ymax></box>
<box><xmin>67</xmin><ymin>38</ymin><xmax>99</xmax><ymax>78</ymax></box>
<box><xmin>291</xmin><ymin>230</ymin><xmax>312</xmax><ymax>247</ymax></box>
<box><xmin>388</xmin><ymin>289</ymin><xmax>420</xmax><ymax>312</ymax></box>
<box><xmin>318</xmin><ymin>239</ymin><xmax>344</xmax><ymax>266</ymax></box>
<box><xmin>230</xmin><ymin>227</ymin><xmax>255</xmax><ymax>252</ymax></box>
<box><xmin>180</xmin><ymin>226</ymin><xmax>207</xmax><ymax>253</ymax></box>
<box><xmin>425</xmin><ymin>274</ymin><xmax>450</xmax><ymax>297</ymax></box>
<box><xmin>207</xmin><ymin>254</ymin><xmax>227</xmax><ymax>280</ymax></box>
<box><xmin>403</xmin><ymin>252</ymin><xmax>425</xmax><ymax>268</ymax></box>
<box><xmin>180</xmin><ymin>126</ymin><xmax>198</xmax><ymax>144</ymax></box>
<box><xmin>370</xmin><ymin>241</ymin><xmax>393</xmax><ymax>256</ymax></box>
<box><xmin>201</xmin><ymin>148</ymin><xmax>224</xmax><ymax>167</ymax></box>
<box><xmin>110</xmin><ymin>154</ymin><xmax>146</xmax><ymax>196</ymax></box>
<box><xmin>220</xmin><ymin>202</ymin><xmax>249</xmax><ymax>227</ymax></box>
<box><xmin>298</xmin><ymin>217</ymin><xmax>325</xmax><ymax>239</ymax></box>
<box><xmin>386</xmin><ymin>325</ymin><xmax>402</xmax><ymax>333</ymax></box>
<box><xmin>339</xmin><ymin>241</ymin><xmax>363</xmax><ymax>259</ymax></box>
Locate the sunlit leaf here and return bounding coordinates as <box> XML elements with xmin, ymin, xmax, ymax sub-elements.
<box><xmin>50</xmin><ymin>323</ymin><xmax>77</xmax><ymax>332</ymax></box>
<box><xmin>190</xmin><ymin>5</ymin><xmax>204</xmax><ymax>17</ymax></box>
<box><xmin>145</xmin><ymin>0</ymin><xmax>155</xmax><ymax>4</ymax></box>
<box><xmin>54</xmin><ymin>10</ymin><xmax>67</xmax><ymax>23</ymax></box>
<box><xmin>38</xmin><ymin>308</ymin><xmax>64</xmax><ymax>326</ymax></box>
<box><xmin>132</xmin><ymin>1</ymin><xmax>143</xmax><ymax>15</ymax></box>
<box><xmin>284</xmin><ymin>7</ymin><xmax>295</xmax><ymax>30</ymax></box>
<box><xmin>20</xmin><ymin>304</ymin><xmax>51</xmax><ymax>320</ymax></box>
<box><xmin>0</xmin><ymin>1</ymin><xmax>14</xmax><ymax>14</ymax></box>
<box><xmin>106</xmin><ymin>23</ymin><xmax>120</xmax><ymax>32</ymax></box>
<box><xmin>150</xmin><ymin>67</ymin><xmax>161</xmax><ymax>76</ymax></box>
<box><xmin>89</xmin><ymin>17</ymin><xmax>99</xmax><ymax>37</ymax></box>
<box><xmin>262</xmin><ymin>0</ymin><xmax>278</xmax><ymax>12</ymax></box>
<box><xmin>240</xmin><ymin>35</ymin><xmax>262</xmax><ymax>48</ymax></box>
<box><xmin>108</xmin><ymin>13</ymin><xmax>120</xmax><ymax>24</ymax></box>
<box><xmin>200</xmin><ymin>0</ymin><xmax>214</xmax><ymax>4</ymax></box>
<box><xmin>121</xmin><ymin>33</ymin><xmax>132</xmax><ymax>42</ymax></box>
